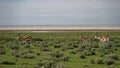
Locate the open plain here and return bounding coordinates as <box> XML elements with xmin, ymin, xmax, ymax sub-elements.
<box><xmin>0</xmin><ymin>25</ymin><xmax>120</xmax><ymax>68</ymax></box>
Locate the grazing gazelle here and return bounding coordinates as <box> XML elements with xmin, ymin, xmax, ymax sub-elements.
<box><xmin>95</xmin><ymin>35</ymin><xmax>111</xmax><ymax>45</ymax></box>
<box><xmin>80</xmin><ymin>35</ymin><xmax>93</xmax><ymax>44</ymax></box>
<box><xmin>17</xmin><ymin>33</ymin><xmax>32</xmax><ymax>44</ymax></box>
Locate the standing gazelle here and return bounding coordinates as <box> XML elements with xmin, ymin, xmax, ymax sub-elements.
<box><xmin>80</xmin><ymin>35</ymin><xmax>93</xmax><ymax>45</ymax></box>
<box><xmin>17</xmin><ymin>33</ymin><xmax>32</xmax><ymax>44</ymax></box>
<box><xmin>95</xmin><ymin>35</ymin><xmax>111</xmax><ymax>45</ymax></box>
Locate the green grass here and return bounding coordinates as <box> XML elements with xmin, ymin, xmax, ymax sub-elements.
<box><xmin>0</xmin><ymin>31</ymin><xmax>120</xmax><ymax>68</ymax></box>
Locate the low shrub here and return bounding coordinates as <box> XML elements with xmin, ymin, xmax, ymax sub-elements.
<box><xmin>86</xmin><ymin>47</ymin><xmax>91</xmax><ymax>51</ymax></box>
<box><xmin>24</xmin><ymin>44</ymin><xmax>31</xmax><ymax>48</ymax></box>
<box><xmin>56</xmin><ymin>62</ymin><xmax>66</xmax><ymax>68</ymax></box>
<box><xmin>90</xmin><ymin>58</ymin><xmax>104</xmax><ymax>64</ymax></box>
<box><xmin>54</xmin><ymin>44</ymin><xmax>61</xmax><ymax>48</ymax></box>
<box><xmin>103</xmin><ymin>44</ymin><xmax>112</xmax><ymax>49</ymax></box>
<box><xmin>62</xmin><ymin>56</ymin><xmax>70</xmax><ymax>61</ymax></box>
<box><xmin>73</xmin><ymin>44</ymin><xmax>78</xmax><ymax>48</ymax></box>
<box><xmin>79</xmin><ymin>45</ymin><xmax>86</xmax><ymax>49</ymax></box>
<box><xmin>36</xmin><ymin>52</ymin><xmax>40</xmax><ymax>56</ymax></box>
<box><xmin>36</xmin><ymin>57</ymin><xmax>56</xmax><ymax>68</ymax></box>
<box><xmin>83</xmin><ymin>50</ymin><xmax>95</xmax><ymax>56</ymax></box>
<box><xmin>22</xmin><ymin>49</ymin><xmax>34</xmax><ymax>54</ymax></box>
<box><xmin>22</xmin><ymin>54</ymin><xmax>35</xmax><ymax>59</ymax></box>
<box><xmin>105</xmin><ymin>59</ymin><xmax>114</xmax><ymax>65</ymax></box>
<box><xmin>105</xmin><ymin>49</ymin><xmax>113</xmax><ymax>54</ymax></box>
<box><xmin>108</xmin><ymin>54</ymin><xmax>118</xmax><ymax>60</ymax></box>
<box><xmin>60</xmin><ymin>45</ymin><xmax>67</xmax><ymax>51</ymax></box>
<box><xmin>41</xmin><ymin>47</ymin><xmax>51</xmax><ymax>52</ymax></box>
<box><xmin>95</xmin><ymin>58</ymin><xmax>104</xmax><ymax>64</ymax></box>
<box><xmin>98</xmin><ymin>48</ymin><xmax>112</xmax><ymax>55</ymax></box>
<box><xmin>0</xmin><ymin>60</ymin><xmax>15</xmax><ymax>65</ymax></box>
<box><xmin>99</xmin><ymin>53</ymin><xmax>105</xmax><ymax>57</ymax></box>
<box><xmin>0</xmin><ymin>48</ymin><xmax>6</xmax><ymax>55</ymax></box>
<box><xmin>70</xmin><ymin>50</ymin><xmax>77</xmax><ymax>54</ymax></box>
<box><xmin>33</xmin><ymin>38</ymin><xmax>43</xmax><ymax>41</ymax></box>
<box><xmin>9</xmin><ymin>45</ymin><xmax>19</xmax><ymax>50</ymax></box>
<box><xmin>51</xmin><ymin>51</ymin><xmax>63</xmax><ymax>58</ymax></box>
<box><xmin>115</xmin><ymin>43</ymin><xmax>120</xmax><ymax>47</ymax></box>
<box><xmin>92</xmin><ymin>45</ymin><xmax>99</xmax><ymax>48</ymax></box>
<box><xmin>34</xmin><ymin>64</ymin><xmax>40</xmax><ymax>68</ymax></box>
<box><xmin>14</xmin><ymin>53</ymin><xmax>21</xmax><ymax>58</ymax></box>
<box><xmin>12</xmin><ymin>50</ymin><xmax>34</xmax><ymax>58</ymax></box>
<box><xmin>44</xmin><ymin>61</ymin><xmax>56</xmax><ymax>68</ymax></box>
<box><xmin>67</xmin><ymin>46</ymin><xmax>74</xmax><ymax>49</ymax></box>
<box><xmin>80</xmin><ymin>54</ymin><xmax>86</xmax><ymax>59</ymax></box>
<box><xmin>90</xmin><ymin>59</ymin><xmax>95</xmax><ymax>64</ymax></box>
<box><xmin>0</xmin><ymin>45</ymin><xmax>4</xmax><ymax>48</ymax></box>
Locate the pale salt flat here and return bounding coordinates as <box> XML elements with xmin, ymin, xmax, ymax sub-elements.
<box><xmin>0</xmin><ymin>25</ymin><xmax>120</xmax><ymax>31</ymax></box>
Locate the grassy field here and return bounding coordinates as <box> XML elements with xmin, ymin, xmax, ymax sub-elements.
<box><xmin>0</xmin><ymin>31</ymin><xmax>120</xmax><ymax>68</ymax></box>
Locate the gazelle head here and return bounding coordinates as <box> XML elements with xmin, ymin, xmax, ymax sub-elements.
<box><xmin>94</xmin><ymin>35</ymin><xmax>101</xmax><ymax>39</ymax></box>
<box><xmin>94</xmin><ymin>35</ymin><xmax>98</xmax><ymax>39</ymax></box>
<box><xmin>94</xmin><ymin>33</ymin><xmax>98</xmax><ymax>39</ymax></box>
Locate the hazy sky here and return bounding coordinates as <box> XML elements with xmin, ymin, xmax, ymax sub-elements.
<box><xmin>0</xmin><ymin>0</ymin><xmax>120</xmax><ymax>25</ymax></box>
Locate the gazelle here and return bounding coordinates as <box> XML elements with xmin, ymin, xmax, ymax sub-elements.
<box><xmin>95</xmin><ymin>35</ymin><xmax>111</xmax><ymax>45</ymax></box>
<box><xmin>17</xmin><ymin>33</ymin><xmax>32</xmax><ymax>44</ymax></box>
<box><xmin>80</xmin><ymin>35</ymin><xmax>93</xmax><ymax>44</ymax></box>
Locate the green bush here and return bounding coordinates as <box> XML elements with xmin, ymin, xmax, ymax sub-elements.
<box><xmin>91</xmin><ymin>45</ymin><xmax>99</xmax><ymax>48</ymax></box>
<box><xmin>36</xmin><ymin>52</ymin><xmax>40</xmax><ymax>56</ymax></box>
<box><xmin>44</xmin><ymin>61</ymin><xmax>56</xmax><ymax>68</ymax></box>
<box><xmin>99</xmin><ymin>53</ymin><xmax>105</xmax><ymax>57</ymax></box>
<box><xmin>12</xmin><ymin>50</ymin><xmax>34</xmax><ymax>58</ymax></box>
<box><xmin>34</xmin><ymin>64</ymin><xmax>40</xmax><ymax>68</ymax></box>
<box><xmin>80</xmin><ymin>54</ymin><xmax>86</xmax><ymax>59</ymax></box>
<box><xmin>33</xmin><ymin>38</ymin><xmax>42</xmax><ymax>41</ymax></box>
<box><xmin>36</xmin><ymin>57</ymin><xmax>56</xmax><ymax>68</ymax></box>
<box><xmin>98</xmin><ymin>48</ymin><xmax>112</xmax><ymax>55</ymax></box>
<box><xmin>95</xmin><ymin>58</ymin><xmax>104</xmax><ymax>64</ymax></box>
<box><xmin>41</xmin><ymin>47</ymin><xmax>51</xmax><ymax>52</ymax></box>
<box><xmin>86</xmin><ymin>47</ymin><xmax>92</xmax><ymax>51</ymax></box>
<box><xmin>56</xmin><ymin>62</ymin><xmax>66</xmax><ymax>68</ymax></box>
<box><xmin>0</xmin><ymin>45</ymin><xmax>4</xmax><ymax>48</ymax></box>
<box><xmin>90</xmin><ymin>58</ymin><xmax>104</xmax><ymax>64</ymax></box>
<box><xmin>22</xmin><ymin>54</ymin><xmax>35</xmax><ymax>59</ymax></box>
<box><xmin>24</xmin><ymin>44</ymin><xmax>31</xmax><ymax>48</ymax></box>
<box><xmin>109</xmin><ymin>54</ymin><xmax>118</xmax><ymax>60</ymax></box>
<box><xmin>9</xmin><ymin>45</ymin><xmax>19</xmax><ymax>50</ymax></box>
<box><xmin>62</xmin><ymin>56</ymin><xmax>70</xmax><ymax>61</ymax></box>
<box><xmin>105</xmin><ymin>59</ymin><xmax>114</xmax><ymax>65</ymax></box>
<box><xmin>60</xmin><ymin>45</ymin><xmax>67</xmax><ymax>51</ymax></box>
<box><xmin>51</xmin><ymin>51</ymin><xmax>63</xmax><ymax>58</ymax></box>
<box><xmin>70</xmin><ymin>50</ymin><xmax>77</xmax><ymax>54</ymax></box>
<box><xmin>54</xmin><ymin>44</ymin><xmax>61</xmax><ymax>48</ymax></box>
<box><xmin>13</xmin><ymin>53</ymin><xmax>21</xmax><ymax>58</ymax></box>
<box><xmin>0</xmin><ymin>60</ymin><xmax>15</xmax><ymax>65</ymax></box>
<box><xmin>20</xmin><ymin>49</ymin><xmax>34</xmax><ymax>54</ymax></box>
<box><xmin>73</xmin><ymin>44</ymin><xmax>78</xmax><ymax>48</ymax></box>
<box><xmin>90</xmin><ymin>60</ymin><xmax>95</xmax><ymax>64</ymax></box>
<box><xmin>0</xmin><ymin>48</ymin><xmax>6</xmax><ymax>55</ymax></box>
<box><xmin>78</xmin><ymin>45</ymin><xmax>86</xmax><ymax>50</ymax></box>
<box><xmin>67</xmin><ymin>46</ymin><xmax>74</xmax><ymax>49</ymax></box>
<box><xmin>83</xmin><ymin>50</ymin><xmax>95</xmax><ymax>56</ymax></box>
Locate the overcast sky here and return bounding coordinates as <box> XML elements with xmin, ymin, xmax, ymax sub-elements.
<box><xmin>0</xmin><ymin>0</ymin><xmax>120</xmax><ymax>25</ymax></box>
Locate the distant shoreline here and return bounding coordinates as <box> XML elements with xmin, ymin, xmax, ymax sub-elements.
<box><xmin>0</xmin><ymin>25</ymin><xmax>120</xmax><ymax>31</ymax></box>
<box><xmin>0</xmin><ymin>24</ymin><xmax>120</xmax><ymax>27</ymax></box>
